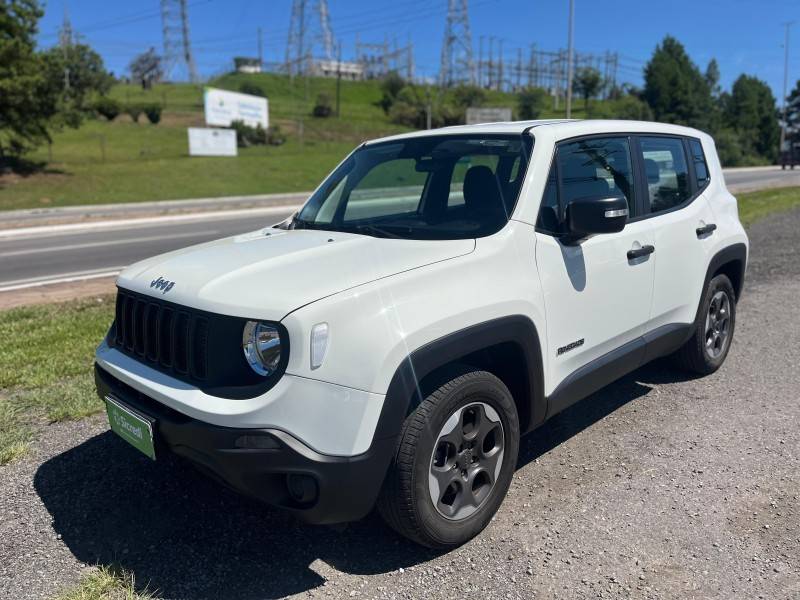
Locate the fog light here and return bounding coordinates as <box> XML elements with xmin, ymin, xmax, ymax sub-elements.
<box><xmin>234</xmin><ymin>434</ymin><xmax>280</xmax><ymax>449</ymax></box>
<box><xmin>286</xmin><ymin>473</ymin><xmax>318</xmax><ymax>504</ymax></box>
<box><xmin>310</xmin><ymin>322</ymin><xmax>329</xmax><ymax>370</ymax></box>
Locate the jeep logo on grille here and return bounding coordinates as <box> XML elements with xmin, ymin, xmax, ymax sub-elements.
<box><xmin>150</xmin><ymin>276</ymin><xmax>175</xmax><ymax>294</ymax></box>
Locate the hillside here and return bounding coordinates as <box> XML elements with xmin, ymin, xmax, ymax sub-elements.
<box><xmin>0</xmin><ymin>73</ymin><xmax>592</xmax><ymax>212</ymax></box>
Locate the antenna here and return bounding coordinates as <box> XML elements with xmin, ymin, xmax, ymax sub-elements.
<box><xmin>439</xmin><ymin>0</ymin><xmax>475</xmax><ymax>87</ymax></box>
<box><xmin>160</xmin><ymin>0</ymin><xmax>199</xmax><ymax>83</ymax></box>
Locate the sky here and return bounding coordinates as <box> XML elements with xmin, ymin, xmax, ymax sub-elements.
<box><xmin>34</xmin><ymin>0</ymin><xmax>800</xmax><ymax>100</ymax></box>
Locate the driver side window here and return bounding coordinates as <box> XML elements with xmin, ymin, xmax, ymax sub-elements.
<box><xmin>536</xmin><ymin>137</ymin><xmax>636</xmax><ymax>235</ymax></box>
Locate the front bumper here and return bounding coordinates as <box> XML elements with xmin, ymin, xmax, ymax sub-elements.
<box><xmin>95</xmin><ymin>364</ymin><xmax>396</xmax><ymax>524</ymax></box>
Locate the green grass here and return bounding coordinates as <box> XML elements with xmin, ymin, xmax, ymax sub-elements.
<box><xmin>736</xmin><ymin>186</ymin><xmax>800</xmax><ymax>226</ymax></box>
<box><xmin>0</xmin><ymin>72</ymin><xmax>591</xmax><ymax>211</ymax></box>
<box><xmin>0</xmin><ymin>297</ymin><xmax>113</xmax><ymax>464</ymax></box>
<box><xmin>56</xmin><ymin>566</ymin><xmax>155</xmax><ymax>600</ymax></box>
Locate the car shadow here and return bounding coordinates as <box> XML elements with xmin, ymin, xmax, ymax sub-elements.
<box><xmin>33</xmin><ymin>358</ymin><xmax>690</xmax><ymax>598</ymax></box>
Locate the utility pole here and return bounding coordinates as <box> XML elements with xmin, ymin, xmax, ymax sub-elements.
<box><xmin>335</xmin><ymin>42</ymin><xmax>342</xmax><ymax>117</ymax></box>
<box><xmin>258</xmin><ymin>27</ymin><xmax>263</xmax><ymax>69</ymax></box>
<box><xmin>565</xmin><ymin>0</ymin><xmax>575</xmax><ymax>118</ymax></box>
<box><xmin>781</xmin><ymin>22</ymin><xmax>795</xmax><ymax>158</ymax></box>
<box><xmin>59</xmin><ymin>5</ymin><xmax>73</xmax><ymax>91</ymax></box>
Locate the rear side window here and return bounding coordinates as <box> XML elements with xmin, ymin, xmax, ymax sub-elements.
<box><xmin>536</xmin><ymin>136</ymin><xmax>636</xmax><ymax>234</ymax></box>
<box><xmin>640</xmin><ymin>136</ymin><xmax>691</xmax><ymax>213</ymax></box>
<box><xmin>689</xmin><ymin>138</ymin><xmax>710</xmax><ymax>189</ymax></box>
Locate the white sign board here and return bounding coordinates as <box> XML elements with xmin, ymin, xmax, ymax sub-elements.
<box><xmin>466</xmin><ymin>107</ymin><xmax>513</xmax><ymax>125</ymax></box>
<box><xmin>188</xmin><ymin>127</ymin><xmax>237</xmax><ymax>157</ymax></box>
<box><xmin>204</xmin><ymin>87</ymin><xmax>268</xmax><ymax>129</ymax></box>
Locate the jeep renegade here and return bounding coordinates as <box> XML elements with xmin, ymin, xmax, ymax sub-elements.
<box><xmin>95</xmin><ymin>119</ymin><xmax>748</xmax><ymax>548</ymax></box>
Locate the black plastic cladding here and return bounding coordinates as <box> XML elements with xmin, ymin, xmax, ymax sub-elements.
<box><xmin>111</xmin><ymin>288</ymin><xmax>290</xmax><ymax>399</ymax></box>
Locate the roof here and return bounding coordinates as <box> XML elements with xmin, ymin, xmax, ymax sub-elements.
<box><xmin>367</xmin><ymin>119</ymin><xmax>709</xmax><ymax>145</ymax></box>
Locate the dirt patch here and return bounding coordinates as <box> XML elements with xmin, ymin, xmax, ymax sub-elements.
<box><xmin>0</xmin><ymin>278</ymin><xmax>116</xmax><ymax>310</ymax></box>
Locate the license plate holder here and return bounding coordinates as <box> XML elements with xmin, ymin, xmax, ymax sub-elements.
<box><xmin>105</xmin><ymin>395</ymin><xmax>156</xmax><ymax>460</ymax></box>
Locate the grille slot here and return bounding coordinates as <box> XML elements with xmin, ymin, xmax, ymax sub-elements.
<box><xmin>112</xmin><ymin>290</ymin><xmax>208</xmax><ymax>381</ymax></box>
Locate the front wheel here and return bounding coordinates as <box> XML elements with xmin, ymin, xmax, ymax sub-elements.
<box><xmin>377</xmin><ymin>368</ymin><xmax>520</xmax><ymax>549</ymax></box>
<box><xmin>672</xmin><ymin>273</ymin><xmax>737</xmax><ymax>374</ymax></box>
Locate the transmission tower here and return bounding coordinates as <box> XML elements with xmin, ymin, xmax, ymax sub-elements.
<box><xmin>160</xmin><ymin>0</ymin><xmax>199</xmax><ymax>83</ymax></box>
<box><xmin>439</xmin><ymin>0</ymin><xmax>475</xmax><ymax>87</ymax></box>
<box><xmin>285</xmin><ymin>0</ymin><xmax>336</xmax><ymax>78</ymax></box>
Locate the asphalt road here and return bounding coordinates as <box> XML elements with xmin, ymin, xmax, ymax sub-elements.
<box><xmin>1</xmin><ymin>206</ymin><xmax>798</xmax><ymax>600</ymax></box>
<box><xmin>0</xmin><ymin>208</ymin><xmax>296</xmax><ymax>291</ymax></box>
<box><xmin>0</xmin><ymin>165</ymin><xmax>797</xmax><ymax>291</ymax></box>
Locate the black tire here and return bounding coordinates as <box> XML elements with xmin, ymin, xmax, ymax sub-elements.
<box><xmin>377</xmin><ymin>367</ymin><xmax>520</xmax><ymax>549</ymax></box>
<box><xmin>672</xmin><ymin>274</ymin><xmax>737</xmax><ymax>375</ymax></box>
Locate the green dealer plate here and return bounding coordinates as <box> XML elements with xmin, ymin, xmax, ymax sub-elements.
<box><xmin>105</xmin><ymin>396</ymin><xmax>156</xmax><ymax>460</ymax></box>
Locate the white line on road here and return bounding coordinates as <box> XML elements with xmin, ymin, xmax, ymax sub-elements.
<box><xmin>0</xmin><ymin>267</ymin><xmax>125</xmax><ymax>292</ymax></box>
<box><xmin>0</xmin><ymin>230</ymin><xmax>218</xmax><ymax>258</ymax></box>
<box><xmin>0</xmin><ymin>205</ymin><xmax>299</xmax><ymax>240</ymax></box>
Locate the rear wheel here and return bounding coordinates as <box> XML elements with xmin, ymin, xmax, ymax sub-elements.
<box><xmin>672</xmin><ymin>274</ymin><xmax>736</xmax><ymax>374</ymax></box>
<box><xmin>377</xmin><ymin>368</ymin><xmax>519</xmax><ymax>549</ymax></box>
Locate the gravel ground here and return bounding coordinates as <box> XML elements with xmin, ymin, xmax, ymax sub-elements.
<box><xmin>1</xmin><ymin>209</ymin><xmax>799</xmax><ymax>600</ymax></box>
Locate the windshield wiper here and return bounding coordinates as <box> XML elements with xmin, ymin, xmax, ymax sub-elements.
<box><xmin>349</xmin><ymin>224</ymin><xmax>406</xmax><ymax>239</ymax></box>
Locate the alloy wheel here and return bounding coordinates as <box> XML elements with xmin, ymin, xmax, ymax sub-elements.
<box><xmin>428</xmin><ymin>402</ymin><xmax>505</xmax><ymax>520</ymax></box>
<box><xmin>705</xmin><ymin>290</ymin><xmax>731</xmax><ymax>359</ymax></box>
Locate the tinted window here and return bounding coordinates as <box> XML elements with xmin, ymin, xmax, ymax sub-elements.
<box><xmin>536</xmin><ymin>136</ymin><xmax>635</xmax><ymax>234</ymax></box>
<box><xmin>296</xmin><ymin>134</ymin><xmax>531</xmax><ymax>240</ymax></box>
<box><xmin>689</xmin><ymin>138</ymin><xmax>710</xmax><ymax>189</ymax></box>
<box><xmin>640</xmin><ymin>136</ymin><xmax>691</xmax><ymax>213</ymax></box>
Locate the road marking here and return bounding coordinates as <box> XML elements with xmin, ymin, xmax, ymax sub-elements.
<box><xmin>0</xmin><ymin>205</ymin><xmax>299</xmax><ymax>240</ymax></box>
<box><xmin>0</xmin><ymin>267</ymin><xmax>125</xmax><ymax>292</ymax></box>
<box><xmin>0</xmin><ymin>230</ymin><xmax>218</xmax><ymax>258</ymax></box>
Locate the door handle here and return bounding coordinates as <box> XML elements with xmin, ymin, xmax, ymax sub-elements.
<box><xmin>627</xmin><ymin>245</ymin><xmax>655</xmax><ymax>260</ymax></box>
<box><xmin>696</xmin><ymin>223</ymin><xmax>717</xmax><ymax>237</ymax></box>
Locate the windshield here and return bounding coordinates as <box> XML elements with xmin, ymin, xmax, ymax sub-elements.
<box><xmin>294</xmin><ymin>134</ymin><xmax>533</xmax><ymax>240</ymax></box>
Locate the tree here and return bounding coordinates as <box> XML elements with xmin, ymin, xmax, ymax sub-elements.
<box><xmin>378</xmin><ymin>71</ymin><xmax>406</xmax><ymax>114</ymax></box>
<box><xmin>573</xmin><ymin>67</ymin><xmax>603</xmax><ymax>110</ymax></box>
<box><xmin>451</xmin><ymin>84</ymin><xmax>486</xmax><ymax>108</ymax></box>
<box><xmin>705</xmin><ymin>59</ymin><xmax>721</xmax><ymax>98</ymax></box>
<box><xmin>129</xmin><ymin>48</ymin><xmax>163</xmax><ymax>89</ymax></box>
<box><xmin>643</xmin><ymin>36</ymin><xmax>713</xmax><ymax>129</ymax></box>
<box><xmin>0</xmin><ymin>0</ymin><xmax>76</xmax><ymax>161</ymax></box>
<box><xmin>784</xmin><ymin>79</ymin><xmax>800</xmax><ymax>151</ymax></box>
<box><xmin>725</xmin><ymin>75</ymin><xmax>779</xmax><ymax>162</ymax></box>
<box><xmin>517</xmin><ymin>87</ymin><xmax>547</xmax><ymax>120</ymax></box>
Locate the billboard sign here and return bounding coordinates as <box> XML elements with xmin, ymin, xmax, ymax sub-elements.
<box><xmin>466</xmin><ymin>107</ymin><xmax>513</xmax><ymax>125</ymax></box>
<box><xmin>204</xmin><ymin>87</ymin><xmax>268</xmax><ymax>129</ymax></box>
<box><xmin>188</xmin><ymin>127</ymin><xmax>238</xmax><ymax>157</ymax></box>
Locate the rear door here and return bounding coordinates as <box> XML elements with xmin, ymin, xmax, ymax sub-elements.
<box><xmin>535</xmin><ymin>136</ymin><xmax>655</xmax><ymax>395</ymax></box>
<box><xmin>635</xmin><ymin>136</ymin><xmax>717</xmax><ymax>330</ymax></box>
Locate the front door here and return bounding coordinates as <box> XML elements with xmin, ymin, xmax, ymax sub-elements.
<box><xmin>534</xmin><ymin>136</ymin><xmax>655</xmax><ymax>397</ymax></box>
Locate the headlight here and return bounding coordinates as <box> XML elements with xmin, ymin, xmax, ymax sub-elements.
<box><xmin>242</xmin><ymin>321</ymin><xmax>282</xmax><ymax>376</ymax></box>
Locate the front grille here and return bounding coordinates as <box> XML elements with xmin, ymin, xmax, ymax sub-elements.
<box><xmin>113</xmin><ymin>289</ymin><xmax>208</xmax><ymax>380</ymax></box>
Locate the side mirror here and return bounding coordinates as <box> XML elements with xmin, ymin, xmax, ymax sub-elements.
<box><xmin>564</xmin><ymin>195</ymin><xmax>628</xmax><ymax>243</ymax></box>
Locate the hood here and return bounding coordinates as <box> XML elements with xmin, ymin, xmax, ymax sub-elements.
<box><xmin>117</xmin><ymin>228</ymin><xmax>475</xmax><ymax>321</ymax></box>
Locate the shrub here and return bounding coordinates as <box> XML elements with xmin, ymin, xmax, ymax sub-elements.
<box><xmin>378</xmin><ymin>71</ymin><xmax>406</xmax><ymax>114</ymax></box>
<box><xmin>312</xmin><ymin>93</ymin><xmax>333</xmax><ymax>118</ymax></box>
<box><xmin>266</xmin><ymin>125</ymin><xmax>286</xmax><ymax>146</ymax></box>
<box><xmin>517</xmin><ymin>87</ymin><xmax>548</xmax><ymax>120</ymax></box>
<box><xmin>231</xmin><ymin>120</ymin><xmax>268</xmax><ymax>147</ymax></box>
<box><xmin>143</xmin><ymin>103</ymin><xmax>162</xmax><ymax>124</ymax></box>
<box><xmin>587</xmin><ymin>95</ymin><xmax>653</xmax><ymax>121</ymax></box>
<box><xmin>94</xmin><ymin>97</ymin><xmax>121</xmax><ymax>121</ymax></box>
<box><xmin>451</xmin><ymin>84</ymin><xmax>486</xmax><ymax>109</ymax></box>
<box><xmin>239</xmin><ymin>81</ymin><xmax>266</xmax><ymax>97</ymax></box>
<box><xmin>125</xmin><ymin>103</ymin><xmax>144</xmax><ymax>123</ymax></box>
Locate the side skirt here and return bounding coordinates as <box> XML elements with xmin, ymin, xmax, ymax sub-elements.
<box><xmin>545</xmin><ymin>322</ymin><xmax>693</xmax><ymax>418</ymax></box>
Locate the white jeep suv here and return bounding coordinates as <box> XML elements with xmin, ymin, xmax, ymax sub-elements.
<box><xmin>95</xmin><ymin>119</ymin><xmax>748</xmax><ymax>548</ymax></box>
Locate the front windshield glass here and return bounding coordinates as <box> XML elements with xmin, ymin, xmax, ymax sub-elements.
<box><xmin>294</xmin><ymin>134</ymin><xmax>533</xmax><ymax>240</ymax></box>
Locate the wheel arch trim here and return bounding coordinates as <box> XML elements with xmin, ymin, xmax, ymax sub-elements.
<box><xmin>372</xmin><ymin>315</ymin><xmax>546</xmax><ymax>444</ymax></box>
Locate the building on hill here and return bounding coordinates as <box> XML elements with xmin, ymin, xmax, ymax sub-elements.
<box><xmin>310</xmin><ymin>59</ymin><xmax>364</xmax><ymax>81</ymax></box>
<box><xmin>234</xmin><ymin>57</ymin><xmax>262</xmax><ymax>74</ymax></box>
